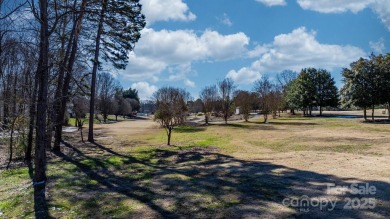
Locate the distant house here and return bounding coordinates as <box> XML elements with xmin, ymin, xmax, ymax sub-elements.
<box><xmin>235</xmin><ymin>107</ymin><xmax>241</xmax><ymax>115</ymax></box>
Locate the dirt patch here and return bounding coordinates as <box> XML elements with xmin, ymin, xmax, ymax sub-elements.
<box><xmin>93</xmin><ymin>118</ymin><xmax>159</xmax><ymax>137</ymax></box>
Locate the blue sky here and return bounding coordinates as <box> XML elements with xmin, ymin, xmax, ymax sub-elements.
<box><xmin>118</xmin><ymin>0</ymin><xmax>390</xmax><ymax>100</ymax></box>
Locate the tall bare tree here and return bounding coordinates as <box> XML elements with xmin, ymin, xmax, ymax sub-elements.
<box><xmin>154</xmin><ymin>87</ymin><xmax>189</xmax><ymax>145</ymax></box>
<box><xmin>218</xmin><ymin>78</ymin><xmax>235</xmax><ymax>124</ymax></box>
<box><xmin>31</xmin><ymin>0</ymin><xmax>50</xmax><ymax>217</ymax></box>
<box><xmin>254</xmin><ymin>76</ymin><xmax>274</xmax><ymax>123</ymax></box>
<box><xmin>234</xmin><ymin>90</ymin><xmax>255</xmax><ymax>122</ymax></box>
<box><xmin>96</xmin><ymin>72</ymin><xmax>120</xmax><ymax>122</ymax></box>
<box><xmin>200</xmin><ymin>85</ymin><xmax>218</xmax><ymax>125</ymax></box>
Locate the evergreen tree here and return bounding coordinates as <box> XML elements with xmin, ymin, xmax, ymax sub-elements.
<box><xmin>88</xmin><ymin>0</ymin><xmax>145</xmax><ymax>142</ymax></box>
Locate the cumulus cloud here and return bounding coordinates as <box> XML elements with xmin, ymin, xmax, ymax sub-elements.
<box><xmin>247</xmin><ymin>45</ymin><xmax>270</xmax><ymax>58</ymax></box>
<box><xmin>296</xmin><ymin>0</ymin><xmax>390</xmax><ymax>30</ymax></box>
<box><xmin>369</xmin><ymin>38</ymin><xmax>385</xmax><ymax>53</ymax></box>
<box><xmin>130</xmin><ymin>82</ymin><xmax>158</xmax><ymax>100</ymax></box>
<box><xmin>371</xmin><ymin>0</ymin><xmax>390</xmax><ymax>31</ymax></box>
<box><xmin>122</xmin><ymin>28</ymin><xmax>250</xmax><ymax>84</ymax></box>
<box><xmin>228</xmin><ymin>27</ymin><xmax>366</xmax><ymax>83</ymax></box>
<box><xmin>226</xmin><ymin>67</ymin><xmax>261</xmax><ymax>85</ymax></box>
<box><xmin>256</xmin><ymin>0</ymin><xmax>287</xmax><ymax>7</ymax></box>
<box><xmin>140</xmin><ymin>0</ymin><xmax>196</xmax><ymax>24</ymax></box>
<box><xmin>253</xmin><ymin>27</ymin><xmax>366</xmax><ymax>72</ymax></box>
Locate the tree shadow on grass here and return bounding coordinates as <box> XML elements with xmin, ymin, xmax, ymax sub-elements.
<box><xmin>26</xmin><ymin>160</ymin><xmax>52</xmax><ymax>219</ymax></box>
<box><xmin>54</xmin><ymin>141</ymin><xmax>176</xmax><ymax>218</ymax></box>
<box><xmin>47</xmin><ymin>140</ymin><xmax>390</xmax><ymax>218</ymax></box>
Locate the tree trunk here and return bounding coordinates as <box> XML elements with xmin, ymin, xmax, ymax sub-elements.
<box><xmin>53</xmin><ymin>0</ymin><xmax>87</xmax><ymax>151</ymax></box>
<box><xmin>80</xmin><ymin>128</ymin><xmax>84</xmax><ymax>142</ymax></box>
<box><xmin>372</xmin><ymin>105</ymin><xmax>375</xmax><ymax>121</ymax></box>
<box><xmin>34</xmin><ymin>0</ymin><xmax>49</xmax><ymax>217</ymax></box>
<box><xmin>264</xmin><ymin>113</ymin><xmax>268</xmax><ymax>123</ymax></box>
<box><xmin>88</xmin><ymin>0</ymin><xmax>107</xmax><ymax>142</ymax></box>
<box><xmin>291</xmin><ymin>109</ymin><xmax>295</xmax><ymax>115</ymax></box>
<box><xmin>363</xmin><ymin>108</ymin><xmax>367</xmax><ymax>121</ymax></box>
<box><xmin>388</xmin><ymin>102</ymin><xmax>390</xmax><ymax>120</ymax></box>
<box><xmin>3</xmin><ymin>90</ymin><xmax>9</xmax><ymax>129</ymax></box>
<box><xmin>77</xmin><ymin>119</ymin><xmax>84</xmax><ymax>143</ymax></box>
<box><xmin>26</xmin><ymin>70</ymin><xmax>39</xmax><ymax>162</ymax></box>
<box><xmin>45</xmin><ymin>109</ymin><xmax>53</xmax><ymax>150</ymax></box>
<box><xmin>319</xmin><ymin>106</ymin><xmax>322</xmax><ymax>116</ymax></box>
<box><xmin>205</xmin><ymin>113</ymin><xmax>208</xmax><ymax>125</ymax></box>
<box><xmin>6</xmin><ymin>118</ymin><xmax>16</xmax><ymax>169</ymax></box>
<box><xmin>51</xmin><ymin>27</ymin><xmax>73</xmax><ymax>152</ymax></box>
<box><xmin>167</xmin><ymin>128</ymin><xmax>172</xmax><ymax>145</ymax></box>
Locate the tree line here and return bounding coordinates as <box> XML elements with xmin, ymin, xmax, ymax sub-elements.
<box><xmin>154</xmin><ymin>68</ymin><xmax>339</xmax><ymax>145</ymax></box>
<box><xmin>341</xmin><ymin>53</ymin><xmax>390</xmax><ymax>121</ymax></box>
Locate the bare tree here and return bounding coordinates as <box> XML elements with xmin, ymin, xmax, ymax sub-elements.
<box><xmin>96</xmin><ymin>72</ymin><xmax>120</xmax><ymax>122</ymax></box>
<box><xmin>277</xmin><ymin>70</ymin><xmax>297</xmax><ymax>89</ymax></box>
<box><xmin>154</xmin><ymin>87</ymin><xmax>189</xmax><ymax>145</ymax></box>
<box><xmin>234</xmin><ymin>90</ymin><xmax>255</xmax><ymax>122</ymax></box>
<box><xmin>200</xmin><ymin>85</ymin><xmax>218</xmax><ymax>125</ymax></box>
<box><xmin>254</xmin><ymin>76</ymin><xmax>274</xmax><ymax>123</ymax></box>
<box><xmin>0</xmin><ymin>0</ymin><xmax>28</xmax><ymax>20</ymax></box>
<box><xmin>52</xmin><ymin>0</ymin><xmax>88</xmax><ymax>152</ymax></box>
<box><xmin>31</xmin><ymin>0</ymin><xmax>50</xmax><ymax>216</ymax></box>
<box><xmin>218</xmin><ymin>78</ymin><xmax>235</xmax><ymax>124</ymax></box>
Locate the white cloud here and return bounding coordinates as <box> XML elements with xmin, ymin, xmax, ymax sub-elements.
<box><xmin>297</xmin><ymin>0</ymin><xmax>371</xmax><ymax>13</ymax></box>
<box><xmin>226</xmin><ymin>67</ymin><xmax>261</xmax><ymax>85</ymax></box>
<box><xmin>184</xmin><ymin>79</ymin><xmax>196</xmax><ymax>88</ymax></box>
<box><xmin>130</xmin><ymin>82</ymin><xmax>158</xmax><ymax>100</ymax></box>
<box><xmin>218</xmin><ymin>13</ymin><xmax>233</xmax><ymax>26</ymax></box>
<box><xmin>122</xmin><ymin>53</ymin><xmax>165</xmax><ymax>82</ymax></box>
<box><xmin>123</xmin><ymin>28</ymin><xmax>250</xmax><ymax>84</ymax></box>
<box><xmin>140</xmin><ymin>0</ymin><xmax>196</xmax><ymax>24</ymax></box>
<box><xmin>247</xmin><ymin>45</ymin><xmax>270</xmax><ymax>58</ymax></box>
<box><xmin>296</xmin><ymin>0</ymin><xmax>390</xmax><ymax>30</ymax></box>
<box><xmin>201</xmin><ymin>30</ymin><xmax>250</xmax><ymax>60</ymax></box>
<box><xmin>252</xmin><ymin>27</ymin><xmax>366</xmax><ymax>72</ymax></box>
<box><xmin>256</xmin><ymin>0</ymin><xmax>287</xmax><ymax>7</ymax></box>
<box><xmin>167</xmin><ymin>63</ymin><xmax>197</xmax><ymax>87</ymax></box>
<box><xmin>228</xmin><ymin>27</ymin><xmax>366</xmax><ymax>82</ymax></box>
<box><xmin>369</xmin><ymin>38</ymin><xmax>385</xmax><ymax>53</ymax></box>
<box><xmin>371</xmin><ymin>0</ymin><xmax>390</xmax><ymax>31</ymax></box>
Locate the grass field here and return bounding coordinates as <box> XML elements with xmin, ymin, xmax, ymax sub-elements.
<box><xmin>0</xmin><ymin>112</ymin><xmax>389</xmax><ymax>218</ymax></box>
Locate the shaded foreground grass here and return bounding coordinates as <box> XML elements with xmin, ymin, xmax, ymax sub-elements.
<box><xmin>1</xmin><ymin>115</ymin><xmax>390</xmax><ymax>218</ymax></box>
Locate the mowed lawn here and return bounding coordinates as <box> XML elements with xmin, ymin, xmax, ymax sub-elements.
<box><xmin>1</xmin><ymin>113</ymin><xmax>390</xmax><ymax>218</ymax></box>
